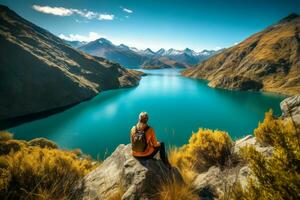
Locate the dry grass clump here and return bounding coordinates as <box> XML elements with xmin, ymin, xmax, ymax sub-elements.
<box><xmin>157</xmin><ymin>175</ymin><xmax>200</xmax><ymax>200</ymax></box>
<box><xmin>0</xmin><ymin>132</ymin><xmax>97</xmax><ymax>200</ymax></box>
<box><xmin>105</xmin><ymin>185</ymin><xmax>125</xmax><ymax>200</ymax></box>
<box><xmin>232</xmin><ymin>111</ymin><xmax>300</xmax><ymax>200</ymax></box>
<box><xmin>169</xmin><ymin>129</ymin><xmax>233</xmax><ymax>173</ymax></box>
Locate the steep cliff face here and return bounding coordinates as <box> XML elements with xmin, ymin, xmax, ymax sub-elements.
<box><xmin>182</xmin><ymin>14</ymin><xmax>300</xmax><ymax>95</ymax></box>
<box><xmin>0</xmin><ymin>5</ymin><xmax>141</xmax><ymax>120</ymax></box>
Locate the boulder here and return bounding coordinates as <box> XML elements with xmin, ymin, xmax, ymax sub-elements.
<box><xmin>192</xmin><ymin>165</ymin><xmax>250</xmax><ymax>200</ymax></box>
<box><xmin>280</xmin><ymin>95</ymin><xmax>300</xmax><ymax>126</ymax></box>
<box><xmin>82</xmin><ymin>144</ymin><xmax>182</xmax><ymax>200</ymax></box>
<box><xmin>193</xmin><ymin>135</ymin><xmax>273</xmax><ymax>199</ymax></box>
<box><xmin>234</xmin><ymin>135</ymin><xmax>273</xmax><ymax>156</ymax></box>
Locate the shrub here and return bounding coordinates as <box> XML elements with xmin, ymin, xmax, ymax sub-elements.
<box><xmin>170</xmin><ymin>129</ymin><xmax>233</xmax><ymax>173</ymax></box>
<box><xmin>28</xmin><ymin>137</ymin><xmax>58</xmax><ymax>149</ymax></box>
<box><xmin>0</xmin><ymin>140</ymin><xmax>25</xmax><ymax>155</ymax></box>
<box><xmin>0</xmin><ymin>131</ymin><xmax>13</xmax><ymax>141</ymax></box>
<box><xmin>0</xmin><ymin>132</ymin><xmax>97</xmax><ymax>200</ymax></box>
<box><xmin>254</xmin><ymin>109</ymin><xmax>296</xmax><ymax>146</ymax></box>
<box><xmin>233</xmin><ymin>113</ymin><xmax>300</xmax><ymax>200</ymax></box>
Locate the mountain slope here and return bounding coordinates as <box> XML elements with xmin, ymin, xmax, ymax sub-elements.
<box><xmin>141</xmin><ymin>56</ymin><xmax>189</xmax><ymax>69</ymax></box>
<box><xmin>182</xmin><ymin>14</ymin><xmax>300</xmax><ymax>95</ymax></box>
<box><xmin>0</xmin><ymin>5</ymin><xmax>141</xmax><ymax>120</ymax></box>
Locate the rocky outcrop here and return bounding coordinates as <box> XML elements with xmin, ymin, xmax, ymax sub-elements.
<box><xmin>193</xmin><ymin>135</ymin><xmax>273</xmax><ymax>199</ymax></box>
<box><xmin>182</xmin><ymin>13</ymin><xmax>300</xmax><ymax>95</ymax></box>
<box><xmin>82</xmin><ymin>144</ymin><xmax>182</xmax><ymax>200</ymax></box>
<box><xmin>280</xmin><ymin>95</ymin><xmax>300</xmax><ymax>125</ymax></box>
<box><xmin>192</xmin><ymin>96</ymin><xmax>300</xmax><ymax>199</ymax></box>
<box><xmin>0</xmin><ymin>5</ymin><xmax>141</xmax><ymax>121</ymax></box>
<box><xmin>81</xmin><ymin>136</ymin><xmax>273</xmax><ymax>200</ymax></box>
<box><xmin>81</xmin><ymin>96</ymin><xmax>299</xmax><ymax>200</ymax></box>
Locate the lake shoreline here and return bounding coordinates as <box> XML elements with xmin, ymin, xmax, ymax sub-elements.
<box><xmin>8</xmin><ymin>69</ymin><xmax>285</xmax><ymax>158</ymax></box>
<box><xmin>0</xmin><ymin>96</ymin><xmax>94</xmax><ymax>130</ymax></box>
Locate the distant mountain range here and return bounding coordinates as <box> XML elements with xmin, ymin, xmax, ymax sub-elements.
<box><xmin>0</xmin><ymin>5</ymin><xmax>141</xmax><ymax>121</ymax></box>
<box><xmin>63</xmin><ymin>40</ymin><xmax>87</xmax><ymax>48</ymax></box>
<box><xmin>63</xmin><ymin>38</ymin><xmax>222</xmax><ymax>68</ymax></box>
<box><xmin>182</xmin><ymin>13</ymin><xmax>300</xmax><ymax>95</ymax></box>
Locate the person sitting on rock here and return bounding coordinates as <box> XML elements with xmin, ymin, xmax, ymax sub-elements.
<box><xmin>130</xmin><ymin>112</ymin><xmax>171</xmax><ymax>167</ymax></box>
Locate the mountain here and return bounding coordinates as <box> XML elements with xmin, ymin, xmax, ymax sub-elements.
<box><xmin>156</xmin><ymin>48</ymin><xmax>166</xmax><ymax>55</ymax></box>
<box><xmin>160</xmin><ymin>48</ymin><xmax>221</xmax><ymax>65</ymax></box>
<box><xmin>78</xmin><ymin>38</ymin><xmax>220</xmax><ymax>68</ymax></box>
<box><xmin>141</xmin><ymin>56</ymin><xmax>189</xmax><ymax>69</ymax></box>
<box><xmin>0</xmin><ymin>5</ymin><xmax>141</xmax><ymax>121</ymax></box>
<box><xmin>142</xmin><ymin>48</ymin><xmax>156</xmax><ymax>56</ymax></box>
<box><xmin>163</xmin><ymin>48</ymin><xmax>200</xmax><ymax>65</ymax></box>
<box><xmin>78</xmin><ymin>39</ymin><xmax>190</xmax><ymax>68</ymax></box>
<box><xmin>62</xmin><ymin>40</ymin><xmax>87</xmax><ymax>48</ymax></box>
<box><xmin>79</xmin><ymin>38</ymin><xmax>146</xmax><ymax>68</ymax></box>
<box><xmin>182</xmin><ymin>13</ymin><xmax>300</xmax><ymax>95</ymax></box>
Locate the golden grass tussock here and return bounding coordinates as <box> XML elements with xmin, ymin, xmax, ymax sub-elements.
<box><xmin>105</xmin><ymin>185</ymin><xmax>125</xmax><ymax>200</ymax></box>
<box><xmin>232</xmin><ymin>111</ymin><xmax>300</xmax><ymax>200</ymax></box>
<box><xmin>0</xmin><ymin>133</ymin><xmax>98</xmax><ymax>200</ymax></box>
<box><xmin>157</xmin><ymin>175</ymin><xmax>199</xmax><ymax>200</ymax></box>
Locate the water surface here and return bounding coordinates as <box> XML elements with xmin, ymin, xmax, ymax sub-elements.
<box><xmin>9</xmin><ymin>69</ymin><xmax>284</xmax><ymax>158</ymax></box>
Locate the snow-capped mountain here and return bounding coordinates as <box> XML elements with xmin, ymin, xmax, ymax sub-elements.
<box><xmin>156</xmin><ymin>48</ymin><xmax>166</xmax><ymax>56</ymax></box>
<box><xmin>142</xmin><ymin>48</ymin><xmax>156</xmax><ymax>56</ymax></box>
<box><xmin>62</xmin><ymin>40</ymin><xmax>87</xmax><ymax>48</ymax></box>
<box><xmin>70</xmin><ymin>37</ymin><xmax>222</xmax><ymax>68</ymax></box>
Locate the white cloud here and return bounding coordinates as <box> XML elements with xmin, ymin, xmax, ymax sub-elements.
<box><xmin>33</xmin><ymin>5</ymin><xmax>114</xmax><ymax>21</ymax></box>
<box><xmin>32</xmin><ymin>5</ymin><xmax>73</xmax><ymax>16</ymax></box>
<box><xmin>59</xmin><ymin>32</ymin><xmax>104</xmax><ymax>42</ymax></box>
<box><xmin>122</xmin><ymin>8</ymin><xmax>133</xmax><ymax>13</ymax></box>
<box><xmin>76</xmin><ymin>10</ymin><xmax>98</xmax><ymax>19</ymax></box>
<box><xmin>214</xmin><ymin>46</ymin><xmax>222</xmax><ymax>51</ymax></box>
<box><xmin>99</xmin><ymin>14</ymin><xmax>114</xmax><ymax>20</ymax></box>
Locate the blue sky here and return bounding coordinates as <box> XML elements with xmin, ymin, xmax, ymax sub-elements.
<box><xmin>1</xmin><ymin>0</ymin><xmax>300</xmax><ymax>51</ymax></box>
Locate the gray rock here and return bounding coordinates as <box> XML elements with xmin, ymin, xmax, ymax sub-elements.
<box><xmin>82</xmin><ymin>144</ymin><xmax>182</xmax><ymax>200</ymax></box>
<box><xmin>234</xmin><ymin>135</ymin><xmax>273</xmax><ymax>156</ymax></box>
<box><xmin>193</xmin><ymin>165</ymin><xmax>249</xmax><ymax>199</ymax></box>
<box><xmin>280</xmin><ymin>95</ymin><xmax>300</xmax><ymax>126</ymax></box>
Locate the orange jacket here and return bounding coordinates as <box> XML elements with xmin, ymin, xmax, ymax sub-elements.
<box><xmin>130</xmin><ymin>126</ymin><xmax>160</xmax><ymax>157</ymax></box>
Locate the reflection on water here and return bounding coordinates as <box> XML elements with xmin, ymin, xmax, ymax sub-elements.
<box><xmin>9</xmin><ymin>69</ymin><xmax>284</xmax><ymax>158</ymax></box>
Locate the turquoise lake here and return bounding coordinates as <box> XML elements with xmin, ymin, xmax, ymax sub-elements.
<box><xmin>9</xmin><ymin>69</ymin><xmax>284</xmax><ymax>158</ymax></box>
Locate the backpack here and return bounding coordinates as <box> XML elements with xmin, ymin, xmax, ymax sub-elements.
<box><xmin>132</xmin><ymin>126</ymin><xmax>150</xmax><ymax>152</ymax></box>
